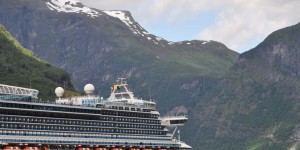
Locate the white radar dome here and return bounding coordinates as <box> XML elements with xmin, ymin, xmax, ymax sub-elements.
<box><xmin>55</xmin><ymin>87</ymin><xmax>64</xmax><ymax>97</ymax></box>
<box><xmin>84</xmin><ymin>84</ymin><xmax>95</xmax><ymax>94</ymax></box>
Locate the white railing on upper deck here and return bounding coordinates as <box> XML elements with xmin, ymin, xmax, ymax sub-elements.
<box><xmin>0</xmin><ymin>84</ymin><xmax>39</xmax><ymax>99</ymax></box>
<box><xmin>104</xmin><ymin>101</ymin><xmax>156</xmax><ymax>109</ymax></box>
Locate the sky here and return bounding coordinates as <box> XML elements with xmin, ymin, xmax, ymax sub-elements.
<box><xmin>82</xmin><ymin>0</ymin><xmax>300</xmax><ymax>53</ymax></box>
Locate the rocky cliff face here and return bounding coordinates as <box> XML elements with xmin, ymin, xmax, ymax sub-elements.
<box><xmin>0</xmin><ymin>0</ymin><xmax>238</xmax><ymax>110</ymax></box>
<box><xmin>238</xmin><ymin>24</ymin><xmax>300</xmax><ymax>78</ymax></box>
<box><xmin>0</xmin><ymin>24</ymin><xmax>75</xmax><ymax>100</ymax></box>
<box><xmin>187</xmin><ymin>22</ymin><xmax>300</xmax><ymax>150</ymax></box>
<box><xmin>0</xmin><ymin>0</ymin><xmax>239</xmax><ymax>148</ymax></box>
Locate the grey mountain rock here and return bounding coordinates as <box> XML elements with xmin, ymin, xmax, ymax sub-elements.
<box><xmin>0</xmin><ymin>0</ymin><xmax>239</xmax><ymax>148</ymax></box>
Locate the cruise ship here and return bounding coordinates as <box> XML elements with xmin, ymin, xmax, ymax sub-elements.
<box><xmin>0</xmin><ymin>78</ymin><xmax>192</xmax><ymax>150</ymax></box>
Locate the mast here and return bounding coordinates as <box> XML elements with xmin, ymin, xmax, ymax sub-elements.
<box><xmin>108</xmin><ymin>78</ymin><xmax>135</xmax><ymax>100</ymax></box>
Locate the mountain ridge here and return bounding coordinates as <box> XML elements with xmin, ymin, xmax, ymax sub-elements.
<box><xmin>187</xmin><ymin>22</ymin><xmax>300</xmax><ymax>150</ymax></box>
<box><xmin>0</xmin><ymin>0</ymin><xmax>239</xmax><ymax>149</ymax></box>
<box><xmin>45</xmin><ymin>0</ymin><xmax>224</xmax><ymax>48</ymax></box>
<box><xmin>0</xmin><ymin>0</ymin><xmax>239</xmax><ymax>87</ymax></box>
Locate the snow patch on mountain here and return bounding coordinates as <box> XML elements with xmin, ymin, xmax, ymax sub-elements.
<box><xmin>103</xmin><ymin>10</ymin><xmax>169</xmax><ymax>46</ymax></box>
<box><xmin>103</xmin><ymin>11</ymin><xmax>149</xmax><ymax>37</ymax></box>
<box><xmin>45</xmin><ymin>0</ymin><xmax>100</xmax><ymax>18</ymax></box>
<box><xmin>156</xmin><ymin>37</ymin><xmax>162</xmax><ymax>41</ymax></box>
<box><xmin>103</xmin><ymin>11</ymin><xmax>132</xmax><ymax>27</ymax></box>
<box><xmin>171</xmin><ymin>40</ymin><xmax>212</xmax><ymax>47</ymax></box>
<box><xmin>168</xmin><ymin>42</ymin><xmax>175</xmax><ymax>45</ymax></box>
<box><xmin>45</xmin><ymin>0</ymin><xmax>172</xmax><ymax>46</ymax></box>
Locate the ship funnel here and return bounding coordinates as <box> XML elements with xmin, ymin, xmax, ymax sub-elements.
<box><xmin>55</xmin><ymin>87</ymin><xmax>64</xmax><ymax>99</ymax></box>
<box><xmin>84</xmin><ymin>84</ymin><xmax>94</xmax><ymax>96</ymax></box>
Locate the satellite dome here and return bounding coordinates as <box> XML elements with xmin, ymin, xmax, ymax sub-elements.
<box><xmin>84</xmin><ymin>84</ymin><xmax>94</xmax><ymax>94</ymax></box>
<box><xmin>55</xmin><ymin>87</ymin><xmax>64</xmax><ymax>97</ymax></box>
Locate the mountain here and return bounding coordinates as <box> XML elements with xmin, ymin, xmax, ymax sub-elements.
<box><xmin>0</xmin><ymin>24</ymin><xmax>75</xmax><ymax>100</ymax></box>
<box><xmin>0</xmin><ymin>0</ymin><xmax>239</xmax><ymax>148</ymax></box>
<box><xmin>0</xmin><ymin>0</ymin><xmax>238</xmax><ymax>112</ymax></box>
<box><xmin>1</xmin><ymin>1</ymin><xmax>300</xmax><ymax>149</ymax></box>
<box><xmin>188</xmin><ymin>22</ymin><xmax>300</xmax><ymax>149</ymax></box>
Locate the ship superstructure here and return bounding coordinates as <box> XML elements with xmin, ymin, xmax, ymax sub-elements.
<box><xmin>0</xmin><ymin>79</ymin><xmax>192</xmax><ymax>150</ymax></box>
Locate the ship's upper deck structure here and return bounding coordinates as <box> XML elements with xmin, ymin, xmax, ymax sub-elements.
<box><xmin>0</xmin><ymin>79</ymin><xmax>192</xmax><ymax>150</ymax></box>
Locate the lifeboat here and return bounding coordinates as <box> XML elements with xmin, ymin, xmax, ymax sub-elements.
<box><xmin>23</xmin><ymin>146</ymin><xmax>39</xmax><ymax>150</ymax></box>
<box><xmin>41</xmin><ymin>146</ymin><xmax>50</xmax><ymax>150</ymax></box>
<box><xmin>128</xmin><ymin>148</ymin><xmax>140</xmax><ymax>150</ymax></box>
<box><xmin>109</xmin><ymin>148</ymin><xmax>123</xmax><ymax>150</ymax></box>
<box><xmin>94</xmin><ymin>148</ymin><xmax>108</xmax><ymax>150</ymax></box>
<box><xmin>2</xmin><ymin>146</ymin><xmax>20</xmax><ymax>150</ymax></box>
<box><xmin>76</xmin><ymin>147</ymin><xmax>91</xmax><ymax>150</ymax></box>
<box><xmin>110</xmin><ymin>147</ymin><xmax>124</xmax><ymax>150</ymax></box>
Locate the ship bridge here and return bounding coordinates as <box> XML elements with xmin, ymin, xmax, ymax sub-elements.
<box><xmin>0</xmin><ymin>84</ymin><xmax>39</xmax><ymax>101</ymax></box>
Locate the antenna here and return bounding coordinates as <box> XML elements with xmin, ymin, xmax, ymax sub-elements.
<box><xmin>29</xmin><ymin>75</ymin><xmax>32</xmax><ymax>88</ymax></box>
<box><xmin>178</xmin><ymin>129</ymin><xmax>181</xmax><ymax>141</ymax></box>
<box><xmin>63</xmin><ymin>81</ymin><xmax>67</xmax><ymax>89</ymax></box>
<box><xmin>172</xmin><ymin>126</ymin><xmax>178</xmax><ymax>139</ymax></box>
<box><xmin>148</xmin><ymin>85</ymin><xmax>152</xmax><ymax>101</ymax></box>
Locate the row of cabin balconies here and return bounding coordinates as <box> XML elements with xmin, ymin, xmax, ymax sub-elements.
<box><xmin>0</xmin><ymin>101</ymin><xmax>159</xmax><ymax>120</ymax></box>
<box><xmin>0</xmin><ymin>108</ymin><xmax>161</xmax><ymax>125</ymax></box>
<box><xmin>0</xmin><ymin>115</ymin><xmax>163</xmax><ymax>130</ymax></box>
<box><xmin>0</xmin><ymin>135</ymin><xmax>179</xmax><ymax>148</ymax></box>
<box><xmin>0</xmin><ymin>130</ymin><xmax>172</xmax><ymax>141</ymax></box>
<box><xmin>0</xmin><ymin>122</ymin><xmax>166</xmax><ymax>136</ymax></box>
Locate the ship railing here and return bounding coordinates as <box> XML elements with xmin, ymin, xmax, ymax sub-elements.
<box><xmin>0</xmin><ymin>123</ymin><xmax>166</xmax><ymax>136</ymax></box>
<box><xmin>0</xmin><ymin>118</ymin><xmax>164</xmax><ymax>130</ymax></box>
<box><xmin>0</xmin><ymin>135</ymin><xmax>180</xmax><ymax>147</ymax></box>
<box><xmin>0</xmin><ymin>84</ymin><xmax>39</xmax><ymax>99</ymax></box>
<box><xmin>29</xmin><ymin>100</ymin><xmax>95</xmax><ymax>107</ymax></box>
<box><xmin>104</xmin><ymin>101</ymin><xmax>155</xmax><ymax>110</ymax></box>
<box><xmin>57</xmin><ymin>95</ymin><xmax>101</xmax><ymax>99</ymax></box>
<box><xmin>0</xmin><ymin>130</ymin><xmax>172</xmax><ymax>141</ymax></box>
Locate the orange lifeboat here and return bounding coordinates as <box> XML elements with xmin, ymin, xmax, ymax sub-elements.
<box><xmin>23</xmin><ymin>146</ymin><xmax>39</xmax><ymax>150</ymax></box>
<box><xmin>110</xmin><ymin>148</ymin><xmax>123</xmax><ymax>150</ymax></box>
<box><xmin>2</xmin><ymin>146</ymin><xmax>20</xmax><ymax>150</ymax></box>
<box><xmin>41</xmin><ymin>146</ymin><xmax>50</xmax><ymax>150</ymax></box>
<box><xmin>94</xmin><ymin>148</ymin><xmax>108</xmax><ymax>150</ymax></box>
<box><xmin>128</xmin><ymin>148</ymin><xmax>140</xmax><ymax>150</ymax></box>
<box><xmin>76</xmin><ymin>147</ymin><xmax>91</xmax><ymax>150</ymax></box>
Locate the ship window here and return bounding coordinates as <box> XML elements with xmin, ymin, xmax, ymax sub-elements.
<box><xmin>119</xmin><ymin>107</ymin><xmax>123</xmax><ymax>110</ymax></box>
<box><xmin>125</xmin><ymin>107</ymin><xmax>129</xmax><ymax>110</ymax></box>
<box><xmin>170</xmin><ymin>120</ymin><xmax>186</xmax><ymax>124</ymax></box>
